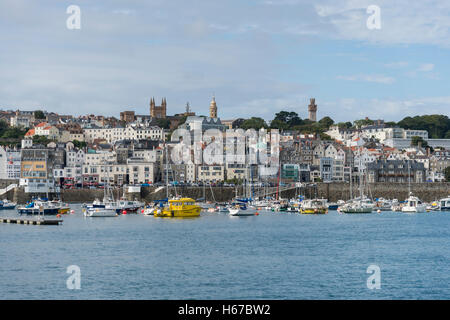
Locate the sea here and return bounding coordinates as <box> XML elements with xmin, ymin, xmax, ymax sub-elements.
<box><xmin>0</xmin><ymin>205</ymin><xmax>449</xmax><ymax>299</ymax></box>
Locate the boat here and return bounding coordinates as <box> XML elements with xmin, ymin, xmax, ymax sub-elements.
<box><xmin>216</xmin><ymin>205</ymin><xmax>230</xmax><ymax>213</ymax></box>
<box><xmin>401</xmin><ymin>193</ymin><xmax>426</xmax><ymax>213</ymax></box>
<box><xmin>327</xmin><ymin>202</ymin><xmax>339</xmax><ymax>210</ymax></box>
<box><xmin>439</xmin><ymin>196</ymin><xmax>450</xmax><ymax>211</ymax></box>
<box><xmin>339</xmin><ymin>148</ymin><xmax>373</xmax><ymax>214</ymax></box>
<box><xmin>17</xmin><ymin>199</ymin><xmax>70</xmax><ymax>215</ymax></box>
<box><xmin>401</xmin><ymin>161</ymin><xmax>426</xmax><ymax>214</ymax></box>
<box><xmin>84</xmin><ymin>207</ymin><xmax>118</xmax><ymax>217</ymax></box>
<box><xmin>300</xmin><ymin>199</ymin><xmax>328</xmax><ymax>214</ymax></box>
<box><xmin>339</xmin><ymin>199</ymin><xmax>373</xmax><ymax>213</ymax></box>
<box><xmin>154</xmin><ymin>198</ymin><xmax>201</xmax><ymax>218</ymax></box>
<box><xmin>375</xmin><ymin>198</ymin><xmax>393</xmax><ymax>211</ymax></box>
<box><xmin>228</xmin><ymin>205</ymin><xmax>256</xmax><ymax>216</ymax></box>
<box><xmin>0</xmin><ymin>199</ymin><xmax>16</xmax><ymax>210</ymax></box>
<box><xmin>116</xmin><ymin>198</ymin><xmax>145</xmax><ymax>213</ymax></box>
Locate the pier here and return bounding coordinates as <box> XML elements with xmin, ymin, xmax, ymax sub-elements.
<box><xmin>0</xmin><ymin>217</ymin><xmax>63</xmax><ymax>225</ymax></box>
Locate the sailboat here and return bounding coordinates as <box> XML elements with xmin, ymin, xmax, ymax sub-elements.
<box><xmin>339</xmin><ymin>148</ymin><xmax>373</xmax><ymax>214</ymax></box>
<box><xmin>401</xmin><ymin>160</ymin><xmax>426</xmax><ymax>213</ymax></box>
<box><xmin>84</xmin><ymin>162</ymin><xmax>118</xmax><ymax>217</ymax></box>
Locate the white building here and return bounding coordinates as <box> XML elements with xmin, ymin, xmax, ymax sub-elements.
<box><xmin>0</xmin><ymin>147</ymin><xmax>21</xmax><ymax>180</ymax></box>
<box><xmin>84</xmin><ymin>124</ymin><xmax>164</xmax><ymax>144</ymax></box>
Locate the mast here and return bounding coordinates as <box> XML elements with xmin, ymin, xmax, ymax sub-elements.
<box><xmin>164</xmin><ymin>137</ymin><xmax>169</xmax><ymax>199</ymax></box>
<box><xmin>359</xmin><ymin>147</ymin><xmax>363</xmax><ymax>200</ymax></box>
<box><xmin>408</xmin><ymin>158</ymin><xmax>411</xmax><ymax>195</ymax></box>
<box><xmin>349</xmin><ymin>150</ymin><xmax>353</xmax><ymax>200</ymax></box>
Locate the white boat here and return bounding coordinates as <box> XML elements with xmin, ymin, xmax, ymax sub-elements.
<box><xmin>143</xmin><ymin>206</ymin><xmax>156</xmax><ymax>215</ymax></box>
<box><xmin>401</xmin><ymin>193</ymin><xmax>426</xmax><ymax>213</ymax></box>
<box><xmin>375</xmin><ymin>198</ymin><xmax>393</xmax><ymax>211</ymax></box>
<box><xmin>228</xmin><ymin>206</ymin><xmax>256</xmax><ymax>216</ymax></box>
<box><xmin>401</xmin><ymin>161</ymin><xmax>426</xmax><ymax>213</ymax></box>
<box><xmin>84</xmin><ymin>207</ymin><xmax>118</xmax><ymax>217</ymax></box>
<box><xmin>439</xmin><ymin>196</ymin><xmax>450</xmax><ymax>211</ymax></box>
<box><xmin>0</xmin><ymin>199</ymin><xmax>16</xmax><ymax>210</ymax></box>
<box><xmin>339</xmin><ymin>200</ymin><xmax>373</xmax><ymax>214</ymax></box>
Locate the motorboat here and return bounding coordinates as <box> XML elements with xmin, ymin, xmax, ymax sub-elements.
<box><xmin>17</xmin><ymin>199</ymin><xmax>70</xmax><ymax>215</ymax></box>
<box><xmin>154</xmin><ymin>198</ymin><xmax>201</xmax><ymax>218</ymax></box>
<box><xmin>401</xmin><ymin>193</ymin><xmax>426</xmax><ymax>213</ymax></box>
<box><xmin>339</xmin><ymin>199</ymin><xmax>373</xmax><ymax>214</ymax></box>
<box><xmin>0</xmin><ymin>199</ymin><xmax>16</xmax><ymax>210</ymax></box>
<box><xmin>439</xmin><ymin>196</ymin><xmax>450</xmax><ymax>211</ymax></box>
<box><xmin>84</xmin><ymin>207</ymin><xmax>118</xmax><ymax>217</ymax></box>
<box><xmin>300</xmin><ymin>199</ymin><xmax>328</xmax><ymax>214</ymax></box>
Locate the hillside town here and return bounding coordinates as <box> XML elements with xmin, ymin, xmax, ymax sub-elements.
<box><xmin>0</xmin><ymin>97</ymin><xmax>449</xmax><ymax>195</ymax></box>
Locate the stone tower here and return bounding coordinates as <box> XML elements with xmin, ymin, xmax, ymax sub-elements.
<box><xmin>209</xmin><ymin>96</ymin><xmax>217</xmax><ymax>118</ymax></box>
<box><xmin>308</xmin><ymin>98</ymin><xmax>317</xmax><ymax>122</ymax></box>
<box><xmin>150</xmin><ymin>97</ymin><xmax>167</xmax><ymax>119</ymax></box>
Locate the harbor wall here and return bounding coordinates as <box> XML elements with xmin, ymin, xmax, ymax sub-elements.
<box><xmin>3</xmin><ymin>183</ymin><xmax>449</xmax><ymax>204</ymax></box>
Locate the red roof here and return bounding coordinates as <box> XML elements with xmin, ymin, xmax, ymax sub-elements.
<box><xmin>25</xmin><ymin>129</ymin><xmax>35</xmax><ymax>136</ymax></box>
<box><xmin>35</xmin><ymin>122</ymin><xmax>48</xmax><ymax>128</ymax></box>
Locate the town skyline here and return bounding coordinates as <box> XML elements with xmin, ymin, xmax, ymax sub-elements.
<box><xmin>1</xmin><ymin>1</ymin><xmax>450</xmax><ymax>122</ymax></box>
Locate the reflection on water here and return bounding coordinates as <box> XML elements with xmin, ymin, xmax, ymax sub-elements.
<box><xmin>0</xmin><ymin>204</ymin><xmax>449</xmax><ymax>299</ymax></box>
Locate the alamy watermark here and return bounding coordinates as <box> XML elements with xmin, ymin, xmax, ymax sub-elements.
<box><xmin>66</xmin><ymin>265</ymin><xmax>81</xmax><ymax>290</ymax></box>
<box><xmin>366</xmin><ymin>264</ymin><xmax>381</xmax><ymax>290</ymax></box>
<box><xmin>66</xmin><ymin>5</ymin><xmax>81</xmax><ymax>30</ymax></box>
<box><xmin>169</xmin><ymin>128</ymin><xmax>280</xmax><ymax>177</ymax></box>
<box><xmin>366</xmin><ymin>5</ymin><xmax>381</xmax><ymax>30</ymax></box>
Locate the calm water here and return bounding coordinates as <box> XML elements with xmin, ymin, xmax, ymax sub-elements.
<box><xmin>0</xmin><ymin>205</ymin><xmax>449</xmax><ymax>299</ymax></box>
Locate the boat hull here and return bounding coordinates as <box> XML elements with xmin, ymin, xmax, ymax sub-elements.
<box><xmin>154</xmin><ymin>207</ymin><xmax>201</xmax><ymax>217</ymax></box>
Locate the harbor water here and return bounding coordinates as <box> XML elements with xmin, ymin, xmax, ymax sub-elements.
<box><xmin>0</xmin><ymin>204</ymin><xmax>449</xmax><ymax>299</ymax></box>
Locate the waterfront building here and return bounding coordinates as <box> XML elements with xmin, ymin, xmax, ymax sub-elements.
<box><xmin>0</xmin><ymin>147</ymin><xmax>21</xmax><ymax>180</ymax></box>
<box><xmin>367</xmin><ymin>160</ymin><xmax>426</xmax><ymax>183</ymax></box>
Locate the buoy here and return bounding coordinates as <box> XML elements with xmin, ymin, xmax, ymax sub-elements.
<box><xmin>377</xmin><ymin>209</ymin><xmax>381</xmax><ymax>213</ymax></box>
<box><xmin>70</xmin><ymin>210</ymin><xmax>75</xmax><ymax>214</ymax></box>
<box><xmin>141</xmin><ymin>209</ymin><xmax>144</xmax><ymax>214</ymax></box>
<box><xmin>122</xmin><ymin>210</ymin><xmax>127</xmax><ymax>215</ymax></box>
<box><xmin>255</xmin><ymin>212</ymin><xmax>259</xmax><ymax>216</ymax></box>
<box><xmin>56</xmin><ymin>214</ymin><xmax>61</xmax><ymax>218</ymax></box>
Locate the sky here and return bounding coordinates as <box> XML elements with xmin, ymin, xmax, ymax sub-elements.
<box><xmin>0</xmin><ymin>0</ymin><xmax>449</xmax><ymax>123</ymax></box>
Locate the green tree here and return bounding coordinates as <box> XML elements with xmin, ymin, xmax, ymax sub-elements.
<box><xmin>270</xmin><ymin>119</ymin><xmax>289</xmax><ymax>130</ymax></box>
<box><xmin>353</xmin><ymin>118</ymin><xmax>374</xmax><ymax>128</ymax></box>
<box><xmin>445</xmin><ymin>167</ymin><xmax>450</xmax><ymax>182</ymax></box>
<box><xmin>156</xmin><ymin>118</ymin><xmax>171</xmax><ymax>129</ymax></box>
<box><xmin>240</xmin><ymin>117</ymin><xmax>268</xmax><ymax>130</ymax></box>
<box><xmin>272</xmin><ymin>111</ymin><xmax>302</xmax><ymax>128</ymax></box>
<box><xmin>411</xmin><ymin>136</ymin><xmax>428</xmax><ymax>148</ymax></box>
<box><xmin>398</xmin><ymin>115</ymin><xmax>450</xmax><ymax>139</ymax></box>
<box><xmin>34</xmin><ymin>110</ymin><xmax>45</xmax><ymax>119</ymax></box>
<box><xmin>32</xmin><ymin>135</ymin><xmax>51</xmax><ymax>145</ymax></box>
<box><xmin>318</xmin><ymin>116</ymin><xmax>334</xmax><ymax>129</ymax></box>
<box><xmin>72</xmin><ymin>140</ymin><xmax>87</xmax><ymax>149</ymax></box>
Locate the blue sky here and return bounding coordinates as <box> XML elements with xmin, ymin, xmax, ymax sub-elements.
<box><xmin>0</xmin><ymin>0</ymin><xmax>449</xmax><ymax>123</ymax></box>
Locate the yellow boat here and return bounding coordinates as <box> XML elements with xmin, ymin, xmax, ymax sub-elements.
<box><xmin>299</xmin><ymin>199</ymin><xmax>328</xmax><ymax>214</ymax></box>
<box><xmin>154</xmin><ymin>198</ymin><xmax>201</xmax><ymax>218</ymax></box>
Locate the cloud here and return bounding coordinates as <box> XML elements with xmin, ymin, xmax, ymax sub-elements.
<box><xmin>337</xmin><ymin>74</ymin><xmax>395</xmax><ymax>84</ymax></box>
<box><xmin>417</xmin><ymin>63</ymin><xmax>435</xmax><ymax>72</ymax></box>
<box><xmin>384</xmin><ymin>61</ymin><xmax>409</xmax><ymax>68</ymax></box>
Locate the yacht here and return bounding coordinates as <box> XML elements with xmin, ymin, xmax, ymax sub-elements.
<box><xmin>228</xmin><ymin>205</ymin><xmax>256</xmax><ymax>216</ymax></box>
<box><xmin>17</xmin><ymin>199</ymin><xmax>70</xmax><ymax>215</ymax></box>
<box><xmin>401</xmin><ymin>193</ymin><xmax>426</xmax><ymax>213</ymax></box>
<box><xmin>300</xmin><ymin>199</ymin><xmax>328</xmax><ymax>214</ymax></box>
<box><xmin>339</xmin><ymin>199</ymin><xmax>373</xmax><ymax>214</ymax></box>
<box><xmin>0</xmin><ymin>199</ymin><xmax>16</xmax><ymax>210</ymax></box>
<box><xmin>439</xmin><ymin>196</ymin><xmax>450</xmax><ymax>211</ymax></box>
<box><xmin>84</xmin><ymin>207</ymin><xmax>118</xmax><ymax>217</ymax></box>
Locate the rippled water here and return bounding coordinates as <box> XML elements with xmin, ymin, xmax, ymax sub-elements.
<box><xmin>0</xmin><ymin>205</ymin><xmax>449</xmax><ymax>299</ymax></box>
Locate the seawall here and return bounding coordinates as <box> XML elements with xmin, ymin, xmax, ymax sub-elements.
<box><xmin>4</xmin><ymin>183</ymin><xmax>449</xmax><ymax>204</ymax></box>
